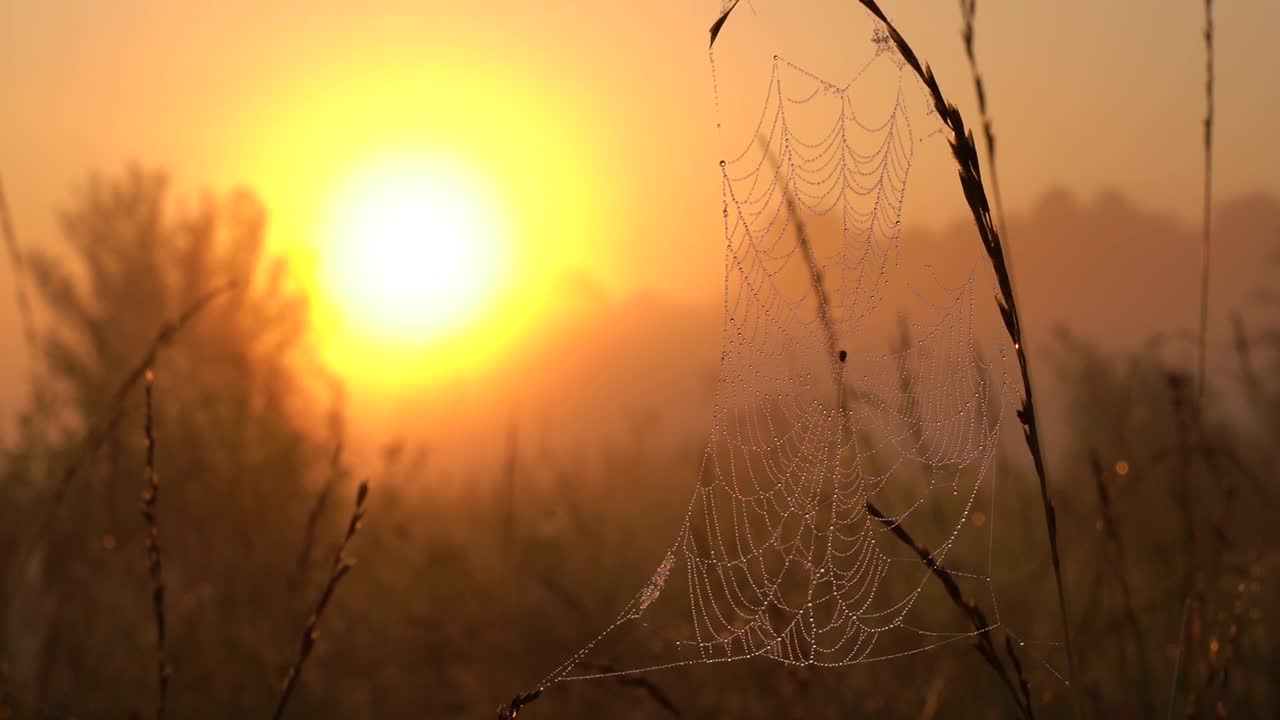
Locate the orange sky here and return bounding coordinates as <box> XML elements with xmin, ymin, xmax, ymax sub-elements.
<box><xmin>2</xmin><ymin>0</ymin><xmax>1279</xmax><ymax>452</ymax></box>
<box><xmin>4</xmin><ymin>1</ymin><xmax>1279</xmax><ymax>292</ymax></box>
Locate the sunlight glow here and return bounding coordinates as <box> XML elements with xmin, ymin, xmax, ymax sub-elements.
<box><xmin>246</xmin><ymin>56</ymin><xmax>609</xmax><ymax>388</ymax></box>
<box><xmin>319</xmin><ymin>154</ymin><xmax>508</xmax><ymax>346</ymax></box>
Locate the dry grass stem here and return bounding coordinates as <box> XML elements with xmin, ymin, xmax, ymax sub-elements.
<box><xmin>501</xmin><ymin>420</ymin><xmax>519</xmax><ymax>557</ymax></box>
<box><xmin>1230</xmin><ymin>315</ymin><xmax>1266</xmax><ymax>417</ymax></box>
<box><xmin>958</xmin><ymin>0</ymin><xmax>1010</xmax><ymax>245</ymax></box>
<box><xmin>763</xmin><ymin>127</ymin><xmax>1035</xmax><ymax>720</ymax></box>
<box><xmin>578</xmin><ymin>663</ymin><xmax>683</xmax><ymax>718</ymax></box>
<box><xmin>853</xmin><ymin>1</ymin><xmax>1079</xmax><ymax>707</ymax></box>
<box><xmin>0</xmin><ymin>177</ymin><xmax>39</xmax><ymax>362</ymax></box>
<box><xmin>1168</xmin><ymin>594</ymin><xmax>1193</xmax><ymax>719</ymax></box>
<box><xmin>497</xmin><ymin>689</ymin><xmax>543</xmax><ymax>720</ymax></box>
<box><xmin>867</xmin><ymin>503</ymin><xmax>1034</xmax><ymax>719</ymax></box>
<box><xmin>272</xmin><ymin>480</ymin><xmax>369</xmax><ymax>720</ymax></box>
<box><xmin>1196</xmin><ymin>0</ymin><xmax>1215</xmax><ymax>410</ymax></box>
<box><xmin>1199</xmin><ymin>578</ymin><xmax>1246</xmax><ymax>717</ymax></box>
<box><xmin>916</xmin><ymin>661</ymin><xmax>952</xmax><ymax>720</ymax></box>
<box><xmin>708</xmin><ymin>0</ymin><xmax>741</xmax><ymax>49</ymax></box>
<box><xmin>140</xmin><ymin>370</ymin><xmax>170</xmax><ymax>720</ymax></box>
<box><xmin>291</xmin><ymin>444</ymin><xmax>344</xmax><ymax>592</ymax></box>
<box><xmin>527</xmin><ymin>571</ymin><xmax>685</xmax><ymax>718</ymax></box>
<box><xmin>1168</xmin><ymin>375</ymin><xmax>1199</xmax><ymax>595</ymax></box>
<box><xmin>1090</xmin><ymin>452</ymin><xmax>1154</xmax><ymax>718</ymax></box>
<box><xmin>2</xmin><ymin>282</ymin><xmax>237</xmax><ymax>622</ymax></box>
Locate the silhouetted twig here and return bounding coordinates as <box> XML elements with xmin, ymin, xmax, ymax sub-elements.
<box><xmin>867</xmin><ymin>502</ymin><xmax>1034</xmax><ymax>719</ymax></box>
<box><xmin>1167</xmin><ymin>374</ymin><xmax>1199</xmax><ymax>598</ymax></box>
<box><xmin>1005</xmin><ymin>635</ymin><xmax>1035</xmax><ymax>714</ymax></box>
<box><xmin>917</xmin><ymin>660</ymin><xmax>953</xmax><ymax>720</ymax></box>
<box><xmin>1230</xmin><ymin>314</ymin><xmax>1267</xmax><ymax>419</ymax></box>
<box><xmin>497</xmin><ymin>689</ymin><xmax>542</xmax><ymax>720</ymax></box>
<box><xmin>501</xmin><ymin>420</ymin><xmax>519</xmax><ymax>557</ymax></box>
<box><xmin>3</xmin><ymin>282</ymin><xmax>237</xmax><ymax>623</ymax></box>
<box><xmin>1195</xmin><ymin>0</ymin><xmax>1215</xmax><ymax>411</ymax></box>
<box><xmin>0</xmin><ymin>176</ymin><xmax>38</xmax><ymax>363</ymax></box>
<box><xmin>1201</xmin><ymin>574</ymin><xmax>1246</xmax><ymax>718</ymax></box>
<box><xmin>1090</xmin><ymin>452</ymin><xmax>1154</xmax><ymax>718</ymax></box>
<box><xmin>763</xmin><ymin>97</ymin><xmax>1034</xmax><ymax>719</ymax></box>
<box><xmin>291</xmin><ymin>444</ymin><xmax>344</xmax><ymax>592</ymax></box>
<box><xmin>529</xmin><ymin>571</ymin><xmax>684</xmax><ymax>718</ymax></box>
<box><xmin>1168</xmin><ymin>593</ymin><xmax>1193</xmax><ymax>719</ymax></box>
<box><xmin>708</xmin><ymin>0</ymin><xmax>741</xmax><ymax>49</ymax></box>
<box><xmin>758</xmin><ymin>135</ymin><xmax>840</xmax><ymax>371</ymax></box>
<box><xmin>578</xmin><ymin>663</ymin><xmax>682</xmax><ymax>718</ymax></box>
<box><xmin>140</xmin><ymin>370</ymin><xmax>170</xmax><ymax>720</ymax></box>
<box><xmin>958</xmin><ymin>1</ymin><xmax>1010</xmax><ymax>245</ymax></box>
<box><xmin>852</xmin><ymin>2</ymin><xmax>1079</xmax><ymax>707</ymax></box>
<box><xmin>272</xmin><ymin>480</ymin><xmax>369</xmax><ymax>720</ymax></box>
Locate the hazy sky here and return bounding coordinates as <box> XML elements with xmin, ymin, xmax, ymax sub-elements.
<box><xmin>3</xmin><ymin>0</ymin><xmax>1279</xmax><ymax>432</ymax></box>
<box><xmin>4</xmin><ymin>1</ymin><xmax>1278</xmax><ymax>289</ymax></box>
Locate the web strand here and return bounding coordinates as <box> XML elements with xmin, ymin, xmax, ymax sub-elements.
<box><xmin>538</xmin><ymin>39</ymin><xmax>1021</xmax><ymax>693</ymax></box>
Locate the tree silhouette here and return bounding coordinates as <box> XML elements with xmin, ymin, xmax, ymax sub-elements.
<box><xmin>1</xmin><ymin>166</ymin><xmax>332</xmax><ymax>716</ymax></box>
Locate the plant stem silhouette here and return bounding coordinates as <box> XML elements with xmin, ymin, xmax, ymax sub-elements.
<box><xmin>851</xmin><ymin>2</ymin><xmax>1079</xmax><ymax>711</ymax></box>
<box><xmin>140</xmin><ymin>370</ymin><xmax>170</xmax><ymax>720</ymax></box>
<box><xmin>272</xmin><ymin>481</ymin><xmax>369</xmax><ymax>720</ymax></box>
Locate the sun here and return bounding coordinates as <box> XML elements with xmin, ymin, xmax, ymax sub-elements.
<box><xmin>317</xmin><ymin>152</ymin><xmax>509</xmax><ymax>348</ymax></box>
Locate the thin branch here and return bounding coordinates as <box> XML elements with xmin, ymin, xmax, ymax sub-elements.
<box><xmin>139</xmin><ymin>369</ymin><xmax>170</xmax><ymax>720</ymax></box>
<box><xmin>764</xmin><ymin>116</ymin><xmax>1033</xmax><ymax>720</ymax></box>
<box><xmin>1195</xmin><ymin>0</ymin><xmax>1215</xmax><ymax>411</ymax></box>
<box><xmin>501</xmin><ymin>420</ymin><xmax>519</xmax><ymax>557</ymax></box>
<box><xmin>958</xmin><ymin>0</ymin><xmax>1011</xmax><ymax>246</ymax></box>
<box><xmin>0</xmin><ymin>176</ymin><xmax>39</xmax><ymax>363</ymax></box>
<box><xmin>708</xmin><ymin>0</ymin><xmax>742</xmax><ymax>49</ymax></box>
<box><xmin>867</xmin><ymin>503</ymin><xmax>1033</xmax><ymax>719</ymax></box>
<box><xmin>2</xmin><ymin>282</ymin><xmax>237</xmax><ymax>620</ymax></box>
<box><xmin>916</xmin><ymin>661</ymin><xmax>953</xmax><ymax>720</ymax></box>
<box><xmin>1167</xmin><ymin>594</ymin><xmax>1193</xmax><ymax>719</ymax></box>
<box><xmin>529</xmin><ymin>571</ymin><xmax>685</xmax><ymax>718</ymax></box>
<box><xmin>852</xmin><ymin>2</ymin><xmax>1079</xmax><ymax>708</ymax></box>
<box><xmin>578</xmin><ymin>663</ymin><xmax>682</xmax><ymax>719</ymax></box>
<box><xmin>272</xmin><ymin>480</ymin><xmax>369</xmax><ymax>720</ymax></box>
<box><xmin>497</xmin><ymin>689</ymin><xmax>543</xmax><ymax>720</ymax></box>
<box><xmin>291</xmin><ymin>444</ymin><xmax>344</xmax><ymax>592</ymax></box>
<box><xmin>1090</xmin><ymin>452</ymin><xmax>1154</xmax><ymax>719</ymax></box>
<box><xmin>1230</xmin><ymin>314</ymin><xmax>1267</xmax><ymax>419</ymax></box>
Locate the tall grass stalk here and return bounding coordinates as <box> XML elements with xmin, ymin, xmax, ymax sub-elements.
<box><xmin>1196</xmin><ymin>0</ymin><xmax>1215</xmax><ymax>411</ymax></box>
<box><xmin>501</xmin><ymin>420</ymin><xmax>519</xmax><ymax>557</ymax></box>
<box><xmin>497</xmin><ymin>689</ymin><xmax>542</xmax><ymax>719</ymax></box>
<box><xmin>140</xmin><ymin>369</ymin><xmax>170</xmax><ymax>720</ymax></box>
<box><xmin>1168</xmin><ymin>594</ymin><xmax>1192</xmax><ymax>719</ymax></box>
<box><xmin>292</xmin><ymin>444</ymin><xmax>344</xmax><ymax>592</ymax></box>
<box><xmin>1230</xmin><ymin>314</ymin><xmax>1267</xmax><ymax>422</ymax></box>
<box><xmin>1090</xmin><ymin>452</ymin><xmax>1153</xmax><ymax>718</ymax></box>
<box><xmin>958</xmin><ymin>0</ymin><xmax>1010</xmax><ymax>245</ymax></box>
<box><xmin>866</xmin><ymin>503</ymin><xmax>1034</xmax><ymax>719</ymax></box>
<box><xmin>272</xmin><ymin>480</ymin><xmax>369</xmax><ymax>720</ymax></box>
<box><xmin>0</xmin><ymin>177</ymin><xmax>38</xmax><ymax>364</ymax></box>
<box><xmin>1</xmin><ymin>283</ymin><xmax>237</xmax><ymax>623</ymax></box>
<box><xmin>852</xmin><ymin>1</ymin><xmax>1079</xmax><ymax>709</ymax></box>
<box><xmin>763</xmin><ymin>133</ymin><xmax>1036</xmax><ymax>720</ymax></box>
<box><xmin>578</xmin><ymin>663</ymin><xmax>683</xmax><ymax>718</ymax></box>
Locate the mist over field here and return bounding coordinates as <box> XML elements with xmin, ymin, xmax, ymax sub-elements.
<box><xmin>261</xmin><ymin>188</ymin><xmax>1279</xmax><ymax>472</ymax></box>
<box><xmin>2</xmin><ymin>2</ymin><xmax>1279</xmax><ymax>719</ymax></box>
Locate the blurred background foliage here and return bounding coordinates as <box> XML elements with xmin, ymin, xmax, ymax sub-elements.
<box><xmin>0</xmin><ymin>167</ymin><xmax>1278</xmax><ymax>719</ymax></box>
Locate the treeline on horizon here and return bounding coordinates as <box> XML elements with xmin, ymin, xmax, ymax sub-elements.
<box><xmin>0</xmin><ymin>163</ymin><xmax>1275</xmax><ymax>718</ymax></box>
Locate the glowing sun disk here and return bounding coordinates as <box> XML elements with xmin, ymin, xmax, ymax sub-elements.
<box><xmin>320</xmin><ymin>156</ymin><xmax>507</xmax><ymax>344</ymax></box>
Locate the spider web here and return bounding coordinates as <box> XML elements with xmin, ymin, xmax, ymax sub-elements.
<box><xmin>534</xmin><ymin>10</ymin><xmax>1044</xmax><ymax>693</ymax></box>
